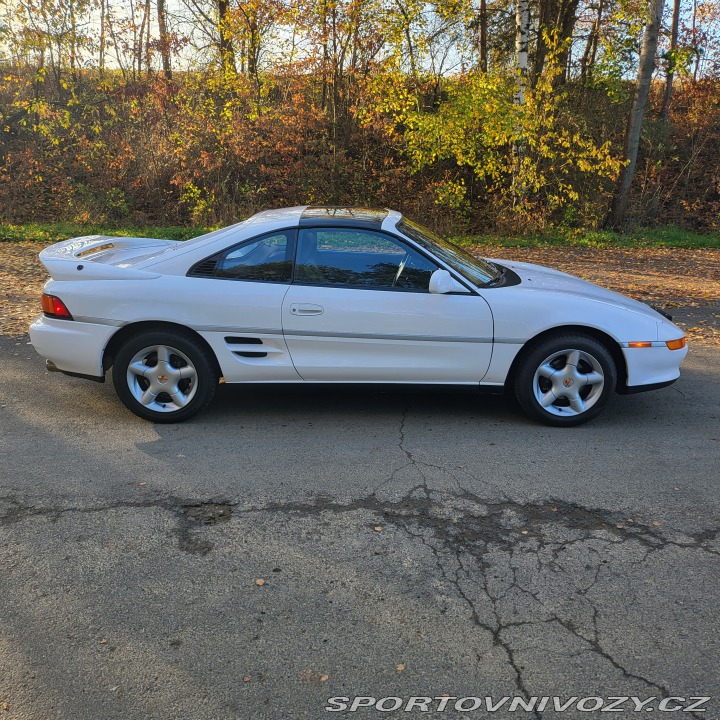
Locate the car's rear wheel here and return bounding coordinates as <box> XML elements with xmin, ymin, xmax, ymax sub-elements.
<box><xmin>514</xmin><ymin>333</ymin><xmax>616</xmax><ymax>427</ymax></box>
<box><xmin>112</xmin><ymin>329</ymin><xmax>217</xmax><ymax>422</ymax></box>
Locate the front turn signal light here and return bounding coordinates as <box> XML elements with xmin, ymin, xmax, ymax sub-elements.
<box><xmin>41</xmin><ymin>293</ymin><xmax>74</xmax><ymax>320</ymax></box>
<box><xmin>665</xmin><ymin>337</ymin><xmax>686</xmax><ymax>350</ymax></box>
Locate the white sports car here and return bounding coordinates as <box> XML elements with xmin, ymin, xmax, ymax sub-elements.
<box><xmin>29</xmin><ymin>206</ymin><xmax>688</xmax><ymax>426</ymax></box>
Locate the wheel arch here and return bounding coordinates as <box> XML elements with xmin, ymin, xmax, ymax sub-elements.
<box><xmin>504</xmin><ymin>325</ymin><xmax>627</xmax><ymax>393</ymax></box>
<box><xmin>103</xmin><ymin>321</ymin><xmax>223</xmax><ymax>378</ymax></box>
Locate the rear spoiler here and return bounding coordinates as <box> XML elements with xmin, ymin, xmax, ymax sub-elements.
<box><xmin>39</xmin><ymin>235</ymin><xmax>174</xmax><ymax>281</ymax></box>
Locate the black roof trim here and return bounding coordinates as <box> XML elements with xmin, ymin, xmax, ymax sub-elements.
<box><xmin>299</xmin><ymin>206</ymin><xmax>388</xmax><ymax>229</ymax></box>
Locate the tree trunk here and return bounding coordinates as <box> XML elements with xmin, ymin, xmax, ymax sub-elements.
<box><xmin>515</xmin><ymin>0</ymin><xmax>530</xmax><ymax>105</ymax></box>
<box><xmin>394</xmin><ymin>0</ymin><xmax>418</xmax><ymax>78</ymax></box>
<box><xmin>321</xmin><ymin>0</ymin><xmax>329</xmax><ymax>109</ymax></box>
<box><xmin>106</xmin><ymin>8</ymin><xmax>128</xmax><ymax>81</ymax></box>
<box><xmin>606</xmin><ymin>0</ymin><xmax>665</xmax><ymax>227</ymax></box>
<box><xmin>145</xmin><ymin>0</ymin><xmax>152</xmax><ymax>75</ymax></box>
<box><xmin>99</xmin><ymin>0</ymin><xmax>106</xmax><ymax>76</ymax></box>
<box><xmin>68</xmin><ymin>0</ymin><xmax>78</xmax><ymax>81</ymax></box>
<box><xmin>135</xmin><ymin>0</ymin><xmax>146</xmax><ymax>80</ymax></box>
<box><xmin>692</xmin><ymin>0</ymin><xmax>699</xmax><ymax>81</ymax></box>
<box><xmin>218</xmin><ymin>0</ymin><xmax>237</xmax><ymax>76</ymax></box>
<box><xmin>580</xmin><ymin>0</ymin><xmax>603</xmax><ymax>83</ymax></box>
<box><xmin>157</xmin><ymin>0</ymin><xmax>172</xmax><ymax>80</ymax></box>
<box><xmin>553</xmin><ymin>0</ymin><xmax>581</xmax><ymax>85</ymax></box>
<box><xmin>533</xmin><ymin>0</ymin><xmax>579</xmax><ymax>85</ymax></box>
<box><xmin>660</xmin><ymin>0</ymin><xmax>680</xmax><ymax>120</ymax></box>
<box><xmin>532</xmin><ymin>0</ymin><xmax>554</xmax><ymax>83</ymax></box>
<box><xmin>478</xmin><ymin>0</ymin><xmax>487</xmax><ymax>72</ymax></box>
<box><xmin>247</xmin><ymin>21</ymin><xmax>259</xmax><ymax>81</ymax></box>
<box><xmin>513</xmin><ymin>0</ymin><xmax>530</xmax><ymax>203</ymax></box>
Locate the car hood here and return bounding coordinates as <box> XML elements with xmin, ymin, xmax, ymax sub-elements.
<box><xmin>491</xmin><ymin>259</ymin><xmax>665</xmax><ymax>320</ymax></box>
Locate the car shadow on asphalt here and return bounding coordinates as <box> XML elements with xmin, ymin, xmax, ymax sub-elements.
<box><xmin>210</xmin><ymin>382</ymin><xmax>514</xmax><ymax>421</ymax></box>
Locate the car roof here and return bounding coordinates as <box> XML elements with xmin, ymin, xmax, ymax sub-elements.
<box><xmin>136</xmin><ymin>206</ymin><xmax>402</xmax><ymax>272</ymax></box>
<box><xmin>242</xmin><ymin>206</ymin><xmax>390</xmax><ymax>230</ymax></box>
<box><xmin>299</xmin><ymin>206</ymin><xmax>389</xmax><ymax>229</ymax></box>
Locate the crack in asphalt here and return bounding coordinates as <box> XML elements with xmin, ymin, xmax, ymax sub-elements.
<box><xmin>400</xmin><ymin>518</ymin><xmax>541</xmax><ymax>717</ymax></box>
<box><xmin>0</xmin><ymin>496</ymin><xmax>234</xmax><ymax>556</ymax></box>
<box><xmin>0</xmin><ymin>403</ymin><xmax>714</xmax><ymax>713</ymax></box>
<box><xmin>1</xmin><ymin>487</ymin><xmax>716</xmax><ymax>713</ymax></box>
<box><xmin>371</xmin><ymin>405</ymin><xmax>417</xmax><ymax>494</ymax></box>
<box><xmin>371</xmin><ymin>404</ymin><xmax>513</xmax><ymax>499</ymax></box>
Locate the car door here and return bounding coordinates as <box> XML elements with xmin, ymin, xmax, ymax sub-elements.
<box><xmin>282</xmin><ymin>226</ymin><xmax>494</xmax><ymax>382</ymax></box>
<box><xmin>184</xmin><ymin>229</ymin><xmax>301</xmax><ymax>382</ymax></box>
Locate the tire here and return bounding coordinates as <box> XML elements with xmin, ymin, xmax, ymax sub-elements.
<box><xmin>112</xmin><ymin>329</ymin><xmax>218</xmax><ymax>423</ymax></box>
<box><xmin>513</xmin><ymin>333</ymin><xmax>617</xmax><ymax>427</ymax></box>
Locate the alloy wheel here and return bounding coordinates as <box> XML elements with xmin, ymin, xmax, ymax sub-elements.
<box><xmin>126</xmin><ymin>344</ymin><xmax>198</xmax><ymax>413</ymax></box>
<box><xmin>532</xmin><ymin>348</ymin><xmax>605</xmax><ymax>417</ymax></box>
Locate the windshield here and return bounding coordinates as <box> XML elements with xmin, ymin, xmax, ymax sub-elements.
<box><xmin>396</xmin><ymin>218</ymin><xmax>500</xmax><ymax>287</ymax></box>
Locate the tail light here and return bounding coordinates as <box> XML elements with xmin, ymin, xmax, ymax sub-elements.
<box><xmin>41</xmin><ymin>293</ymin><xmax>74</xmax><ymax>320</ymax></box>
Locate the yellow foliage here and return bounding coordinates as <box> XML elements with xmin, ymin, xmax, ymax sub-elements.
<box><xmin>369</xmin><ymin>42</ymin><xmax>623</xmax><ymax>225</ymax></box>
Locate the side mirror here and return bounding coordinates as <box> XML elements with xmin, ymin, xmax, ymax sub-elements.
<box><xmin>429</xmin><ymin>269</ymin><xmax>468</xmax><ymax>294</ymax></box>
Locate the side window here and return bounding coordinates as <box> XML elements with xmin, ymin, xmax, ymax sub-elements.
<box><xmin>295</xmin><ymin>228</ymin><xmax>437</xmax><ymax>290</ymax></box>
<box><xmin>195</xmin><ymin>231</ymin><xmax>294</xmax><ymax>282</ymax></box>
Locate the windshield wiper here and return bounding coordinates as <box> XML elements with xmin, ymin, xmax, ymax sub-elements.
<box><xmin>484</xmin><ymin>263</ymin><xmax>507</xmax><ymax>287</ymax></box>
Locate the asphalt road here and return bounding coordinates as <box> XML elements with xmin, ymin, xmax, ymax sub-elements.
<box><xmin>1</xmin><ymin>334</ymin><xmax>719</xmax><ymax>719</ymax></box>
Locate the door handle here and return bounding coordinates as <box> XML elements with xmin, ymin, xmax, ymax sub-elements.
<box><xmin>289</xmin><ymin>303</ymin><xmax>324</xmax><ymax>316</ymax></box>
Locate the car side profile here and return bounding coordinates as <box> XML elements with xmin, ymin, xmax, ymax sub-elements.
<box><xmin>29</xmin><ymin>206</ymin><xmax>688</xmax><ymax>426</ymax></box>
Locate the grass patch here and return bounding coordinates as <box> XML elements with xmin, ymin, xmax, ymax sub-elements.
<box><xmin>453</xmin><ymin>226</ymin><xmax>720</xmax><ymax>249</ymax></box>
<box><xmin>0</xmin><ymin>222</ymin><xmax>210</xmax><ymax>243</ymax></box>
<box><xmin>1</xmin><ymin>222</ymin><xmax>718</xmax><ymax>249</ymax></box>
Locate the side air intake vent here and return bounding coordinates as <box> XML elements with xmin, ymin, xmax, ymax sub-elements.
<box><xmin>225</xmin><ymin>337</ymin><xmax>263</xmax><ymax>345</ymax></box>
<box><xmin>189</xmin><ymin>257</ymin><xmax>219</xmax><ymax>277</ymax></box>
<box><xmin>224</xmin><ymin>336</ymin><xmax>268</xmax><ymax>359</ymax></box>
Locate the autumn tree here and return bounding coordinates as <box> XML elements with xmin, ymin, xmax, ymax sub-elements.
<box><xmin>607</xmin><ymin>0</ymin><xmax>666</xmax><ymax>227</ymax></box>
<box><xmin>1</xmin><ymin>0</ymin><xmax>720</xmax><ymax>231</ymax></box>
<box><xmin>659</xmin><ymin>0</ymin><xmax>681</xmax><ymax>120</ymax></box>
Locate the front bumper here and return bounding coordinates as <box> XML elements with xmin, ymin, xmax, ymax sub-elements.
<box><xmin>29</xmin><ymin>315</ymin><xmax>116</xmax><ymax>379</ymax></box>
<box><xmin>621</xmin><ymin>343</ymin><xmax>688</xmax><ymax>392</ymax></box>
<box><xmin>619</xmin><ymin>378</ymin><xmax>678</xmax><ymax>395</ymax></box>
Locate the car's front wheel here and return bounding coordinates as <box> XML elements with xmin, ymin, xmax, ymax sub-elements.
<box><xmin>112</xmin><ymin>329</ymin><xmax>217</xmax><ymax>422</ymax></box>
<box><xmin>514</xmin><ymin>333</ymin><xmax>617</xmax><ymax>427</ymax></box>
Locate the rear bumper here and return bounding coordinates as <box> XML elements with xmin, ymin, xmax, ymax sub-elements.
<box><xmin>29</xmin><ymin>315</ymin><xmax>115</xmax><ymax>379</ymax></box>
<box><xmin>45</xmin><ymin>359</ymin><xmax>105</xmax><ymax>383</ymax></box>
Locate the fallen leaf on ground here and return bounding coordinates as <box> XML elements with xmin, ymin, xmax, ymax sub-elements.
<box><xmin>300</xmin><ymin>669</ymin><xmax>328</xmax><ymax>683</ymax></box>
